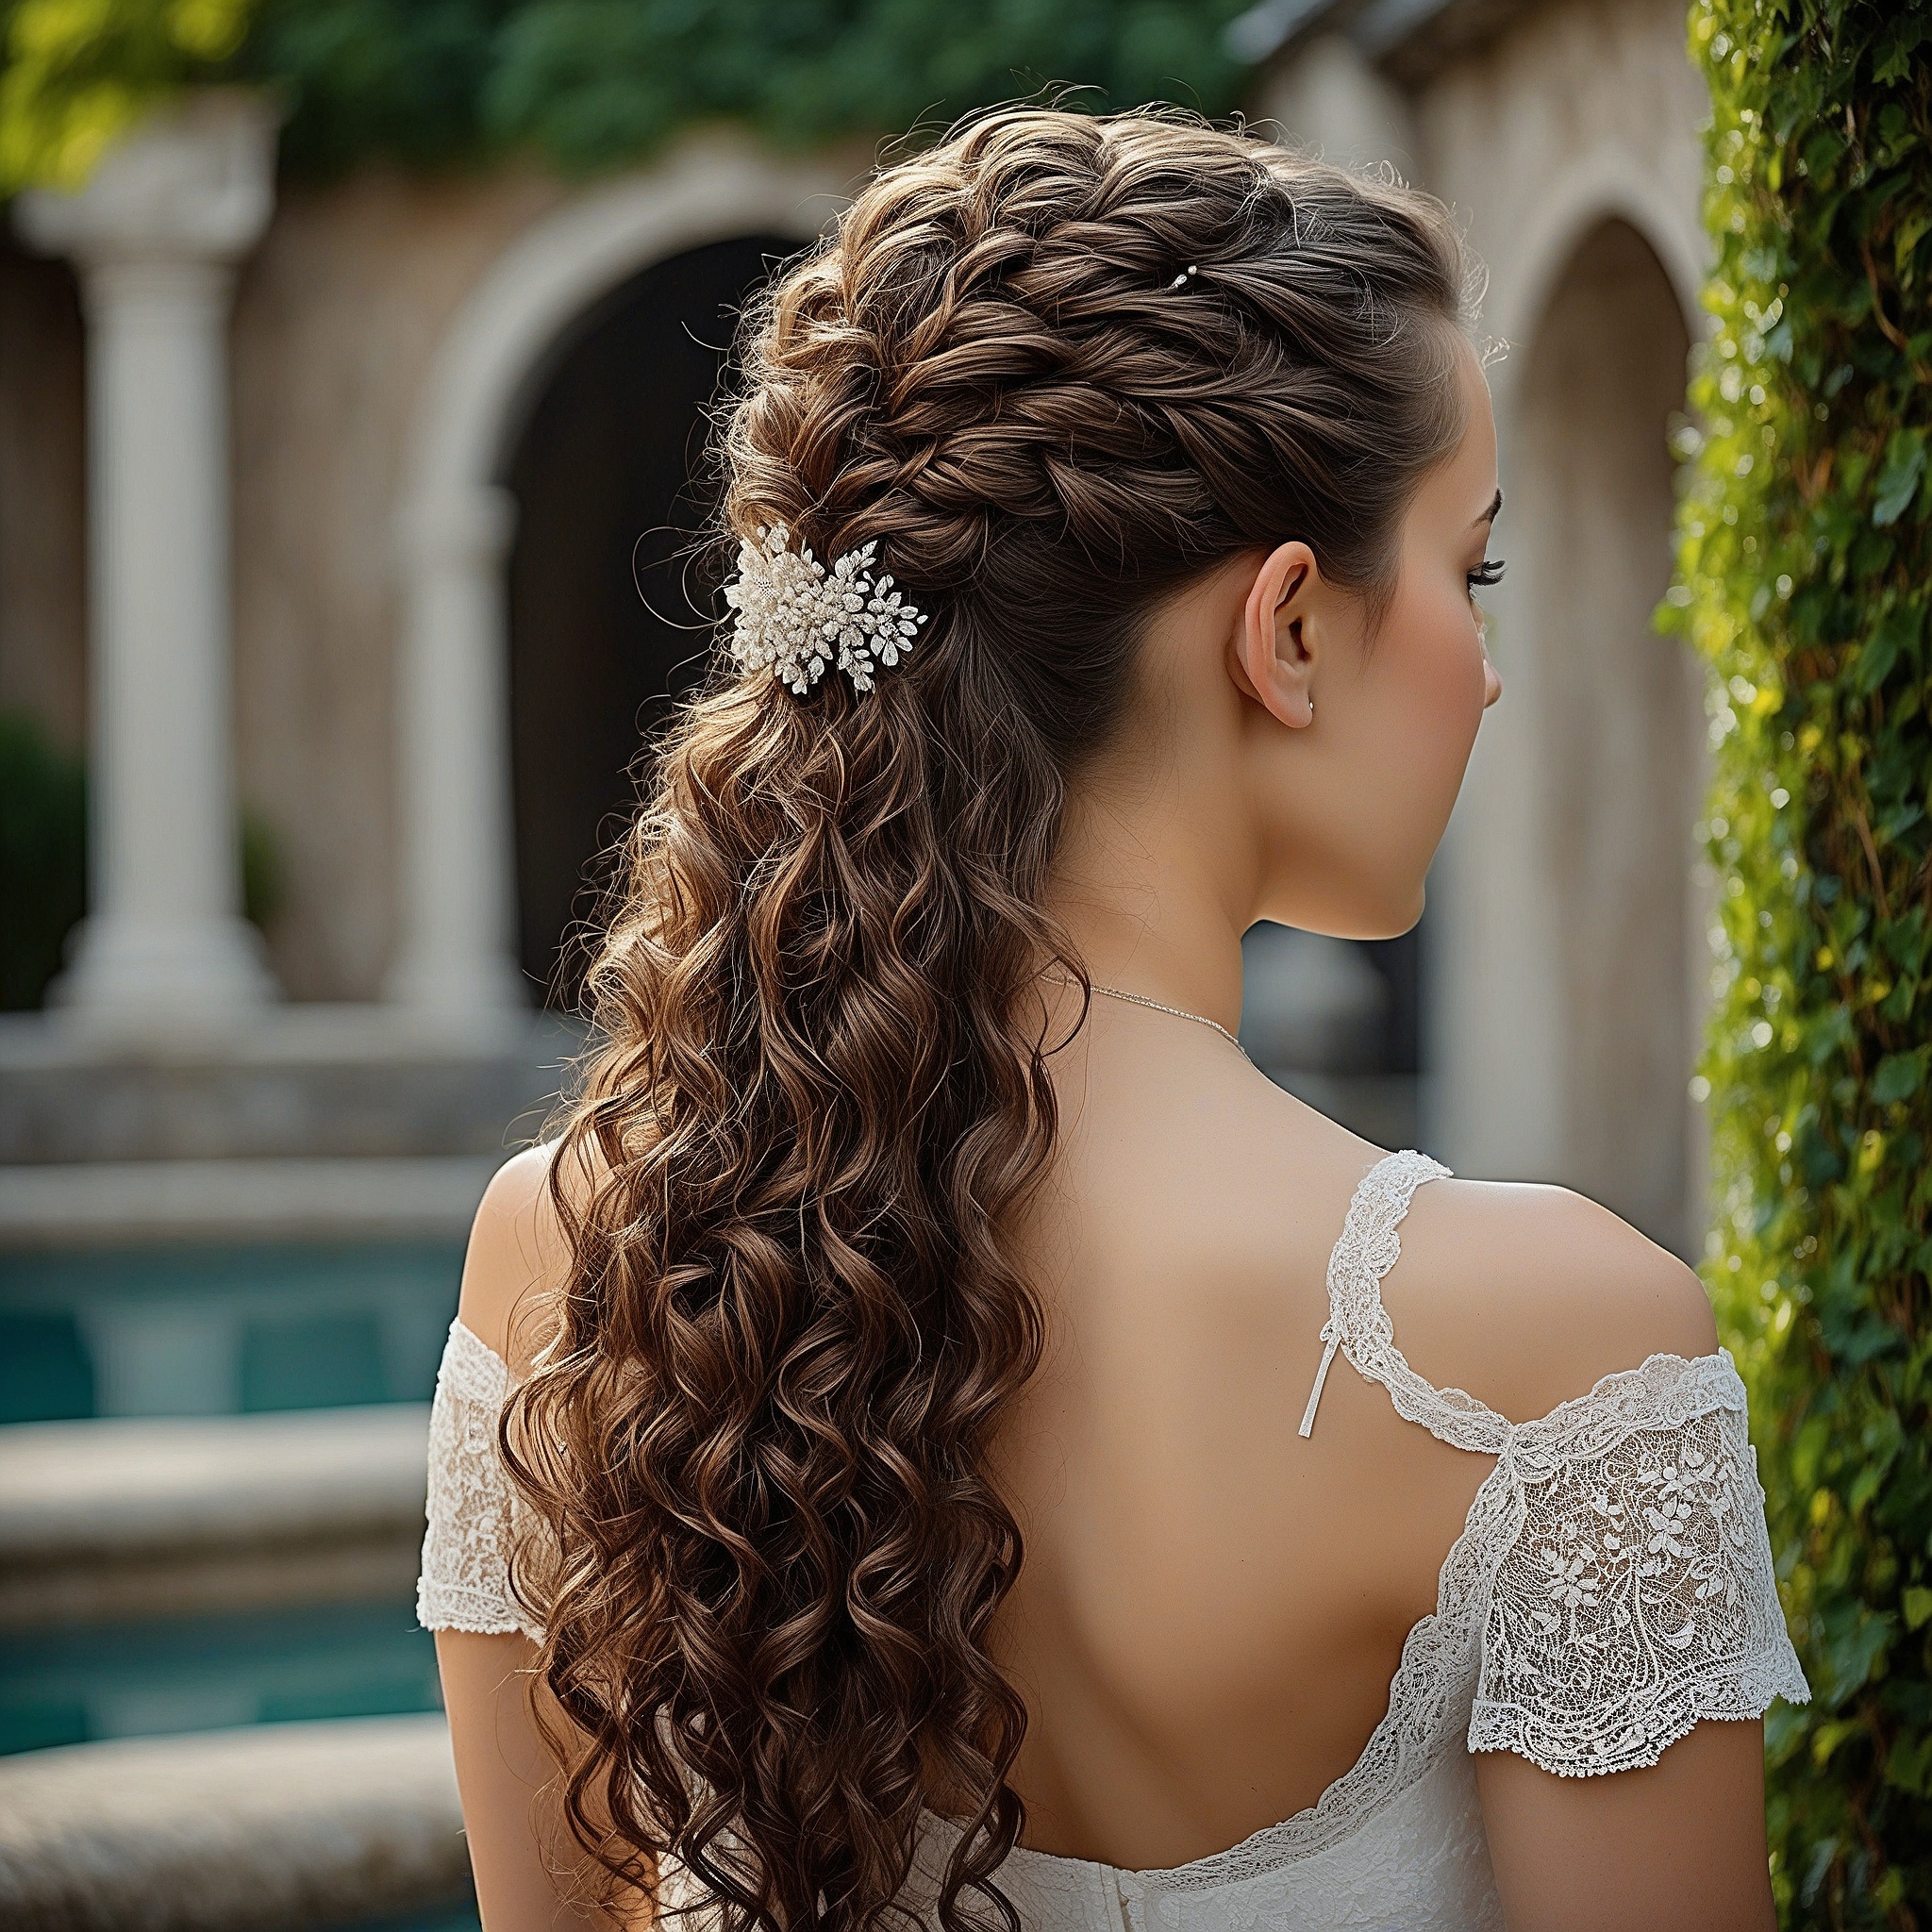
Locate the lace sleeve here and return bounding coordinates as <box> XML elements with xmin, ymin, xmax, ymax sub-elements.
<box><xmin>1469</xmin><ymin>1361</ymin><xmax>1808</xmax><ymax>1777</ymax></box>
<box><xmin>416</xmin><ymin>1318</ymin><xmax>545</xmax><ymax>1641</ymax></box>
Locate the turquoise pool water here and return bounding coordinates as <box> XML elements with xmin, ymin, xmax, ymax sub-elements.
<box><xmin>1</xmin><ymin>1225</ymin><xmax>493</xmax><ymax>1928</ymax></box>
<box><xmin>0</xmin><ymin>1240</ymin><xmax>464</xmax><ymax>1423</ymax></box>
<box><xmin>0</xmin><ymin>1597</ymin><xmax>441</xmax><ymax>1756</ymax></box>
<box><xmin>3</xmin><ymin>1598</ymin><xmax>484</xmax><ymax>1930</ymax></box>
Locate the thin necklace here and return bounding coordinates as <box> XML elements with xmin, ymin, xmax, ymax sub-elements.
<box><xmin>1089</xmin><ymin>983</ymin><xmax>1251</xmax><ymax>1062</ymax></box>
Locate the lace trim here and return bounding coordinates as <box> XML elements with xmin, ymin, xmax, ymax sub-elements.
<box><xmin>1506</xmin><ymin>1348</ymin><xmax>1745</xmax><ymax>1466</ymax></box>
<box><xmin>1469</xmin><ymin>1391</ymin><xmax>1809</xmax><ymax>1777</ymax></box>
<box><xmin>416</xmin><ymin>1317</ymin><xmax>545</xmax><ymax>1642</ymax></box>
<box><xmin>1301</xmin><ymin>1149</ymin><xmax>1514</xmax><ymax>1456</ymax></box>
<box><xmin>1031</xmin><ymin>1352</ymin><xmax>1807</xmax><ymax>1890</ymax></box>
<box><xmin>1298</xmin><ymin>1151</ymin><xmax>1447</xmax><ymax>1438</ymax></box>
<box><xmin>439</xmin><ymin>1314</ymin><xmax>509</xmax><ymax>1408</ymax></box>
<box><xmin>1041</xmin><ymin>1156</ymin><xmax>1808</xmax><ymax>1886</ymax></box>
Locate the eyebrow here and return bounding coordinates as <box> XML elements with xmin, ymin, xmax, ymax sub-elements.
<box><xmin>1473</xmin><ymin>487</ymin><xmax>1503</xmax><ymax>528</ymax></box>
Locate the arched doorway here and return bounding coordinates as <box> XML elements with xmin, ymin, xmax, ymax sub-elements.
<box><xmin>505</xmin><ymin>232</ymin><xmax>795</xmax><ymax>1007</ymax></box>
<box><xmin>1516</xmin><ymin>216</ymin><xmax>1704</xmax><ymax>1251</ymax></box>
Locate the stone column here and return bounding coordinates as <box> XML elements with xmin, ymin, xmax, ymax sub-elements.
<box><xmin>383</xmin><ymin>485</ymin><xmax>526</xmax><ymax>1030</ymax></box>
<box><xmin>17</xmin><ymin>91</ymin><xmax>281</xmax><ymax>1040</ymax></box>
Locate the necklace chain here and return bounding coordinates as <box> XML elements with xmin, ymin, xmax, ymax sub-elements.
<box><xmin>1089</xmin><ymin>983</ymin><xmax>1251</xmax><ymax>1061</ymax></box>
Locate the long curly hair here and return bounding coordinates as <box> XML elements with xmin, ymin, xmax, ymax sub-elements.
<box><xmin>503</xmin><ymin>106</ymin><xmax>1476</xmax><ymax>1932</ymax></box>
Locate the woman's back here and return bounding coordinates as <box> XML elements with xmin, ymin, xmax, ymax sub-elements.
<box><xmin>947</xmin><ymin>1000</ymin><xmax>1783</xmax><ymax>1902</ymax></box>
<box><xmin>992</xmin><ymin>1008</ymin><xmax>1496</xmax><ymax>1866</ymax></box>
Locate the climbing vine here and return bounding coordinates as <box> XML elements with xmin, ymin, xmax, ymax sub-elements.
<box><xmin>1662</xmin><ymin>0</ymin><xmax>1932</xmax><ymax>1923</ymax></box>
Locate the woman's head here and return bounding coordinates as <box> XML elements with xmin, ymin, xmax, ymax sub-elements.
<box><xmin>510</xmin><ymin>105</ymin><xmax>1490</xmax><ymax>1932</ymax></box>
<box><xmin>1057</xmin><ymin>332</ymin><xmax>1503</xmax><ymax>954</ymax></box>
<box><xmin>724</xmin><ymin>105</ymin><xmax>1495</xmax><ymax>954</ymax></box>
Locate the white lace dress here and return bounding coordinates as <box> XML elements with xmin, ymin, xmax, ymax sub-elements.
<box><xmin>419</xmin><ymin>1149</ymin><xmax>1809</xmax><ymax>1931</ymax></box>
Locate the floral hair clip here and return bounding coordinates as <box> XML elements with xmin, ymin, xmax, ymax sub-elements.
<box><xmin>723</xmin><ymin>523</ymin><xmax>928</xmax><ymax>696</ymax></box>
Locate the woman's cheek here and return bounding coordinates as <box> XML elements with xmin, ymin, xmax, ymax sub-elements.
<box><xmin>1409</xmin><ymin>608</ymin><xmax>1489</xmax><ymax>807</ymax></box>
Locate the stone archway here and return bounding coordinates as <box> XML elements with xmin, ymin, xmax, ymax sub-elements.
<box><xmin>383</xmin><ymin>136</ymin><xmax>854</xmax><ymax>1028</ymax></box>
<box><xmin>504</xmin><ymin>231</ymin><xmax>794</xmax><ymax>1008</ymax></box>
<box><xmin>1524</xmin><ymin>217</ymin><xmax>1703</xmax><ymax>1249</ymax></box>
<box><xmin>1433</xmin><ymin>210</ymin><xmax>1704</xmax><ymax>1253</ymax></box>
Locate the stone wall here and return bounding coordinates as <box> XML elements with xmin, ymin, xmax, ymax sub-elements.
<box><xmin>1410</xmin><ymin>0</ymin><xmax>1709</xmax><ymax>326</ymax></box>
<box><xmin>1518</xmin><ymin>218</ymin><xmax>1705</xmax><ymax>1249</ymax></box>
<box><xmin>229</xmin><ymin>169</ymin><xmax>566</xmax><ymax>1002</ymax></box>
<box><xmin>5</xmin><ymin>0</ymin><xmax>1715</xmax><ymax>1058</ymax></box>
<box><xmin>1259</xmin><ymin>0</ymin><xmax>1716</xmax><ymax>1244</ymax></box>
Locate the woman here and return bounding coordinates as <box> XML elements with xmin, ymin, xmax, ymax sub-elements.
<box><xmin>419</xmin><ymin>108</ymin><xmax>1808</xmax><ymax>1932</ymax></box>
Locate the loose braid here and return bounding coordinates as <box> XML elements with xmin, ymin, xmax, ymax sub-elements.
<box><xmin>504</xmin><ymin>106</ymin><xmax>1476</xmax><ymax>1932</ymax></box>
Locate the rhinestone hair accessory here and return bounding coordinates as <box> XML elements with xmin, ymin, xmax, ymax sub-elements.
<box><xmin>723</xmin><ymin>523</ymin><xmax>928</xmax><ymax>696</ymax></box>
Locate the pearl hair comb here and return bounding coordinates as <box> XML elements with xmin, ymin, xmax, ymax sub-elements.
<box><xmin>723</xmin><ymin>523</ymin><xmax>929</xmax><ymax>695</ymax></box>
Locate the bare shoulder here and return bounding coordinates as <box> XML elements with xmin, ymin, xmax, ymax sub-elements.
<box><xmin>456</xmin><ymin>1141</ymin><xmax>569</xmax><ymax>1372</ymax></box>
<box><xmin>1102</xmin><ymin>1058</ymin><xmax>1392</xmax><ymax>1300</ymax></box>
<box><xmin>1382</xmin><ymin>1175</ymin><xmax>1719</xmax><ymax>1424</ymax></box>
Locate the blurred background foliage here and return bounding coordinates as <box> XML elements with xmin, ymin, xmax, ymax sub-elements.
<box><xmin>0</xmin><ymin>0</ymin><xmax>1252</xmax><ymax>191</ymax></box>
<box><xmin>1662</xmin><ymin>0</ymin><xmax>1932</xmax><ymax>1923</ymax></box>
<box><xmin>0</xmin><ymin>0</ymin><xmax>253</xmax><ymax>188</ymax></box>
<box><xmin>0</xmin><ymin>708</ymin><xmax>84</xmax><ymax>1009</ymax></box>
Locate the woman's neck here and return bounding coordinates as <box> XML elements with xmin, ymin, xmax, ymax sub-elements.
<box><xmin>1044</xmin><ymin>771</ymin><xmax>1252</xmax><ymax>1038</ymax></box>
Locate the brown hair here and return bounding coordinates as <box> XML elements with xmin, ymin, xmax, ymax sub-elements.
<box><xmin>506</xmin><ymin>105</ymin><xmax>1474</xmax><ymax>1932</ymax></box>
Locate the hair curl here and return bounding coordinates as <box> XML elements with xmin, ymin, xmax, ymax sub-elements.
<box><xmin>504</xmin><ymin>105</ymin><xmax>1476</xmax><ymax>1932</ymax></box>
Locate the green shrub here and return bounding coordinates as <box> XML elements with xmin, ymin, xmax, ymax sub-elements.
<box><xmin>0</xmin><ymin>708</ymin><xmax>85</xmax><ymax>1009</ymax></box>
<box><xmin>1663</xmin><ymin>0</ymin><xmax>1932</xmax><ymax>1922</ymax></box>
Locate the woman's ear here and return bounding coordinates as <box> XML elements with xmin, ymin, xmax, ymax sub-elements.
<box><xmin>1231</xmin><ymin>541</ymin><xmax>1320</xmax><ymax>728</ymax></box>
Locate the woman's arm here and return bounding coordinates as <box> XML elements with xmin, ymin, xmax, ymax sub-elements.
<box><xmin>435</xmin><ymin>1146</ymin><xmax>651</xmax><ymax>1931</ymax></box>
<box><xmin>1392</xmin><ymin>1184</ymin><xmax>1799</xmax><ymax>1931</ymax></box>
<box><xmin>1476</xmin><ymin>1721</ymin><xmax>1775</xmax><ymax>1932</ymax></box>
<box><xmin>439</xmin><ymin>1630</ymin><xmax>621</xmax><ymax>1931</ymax></box>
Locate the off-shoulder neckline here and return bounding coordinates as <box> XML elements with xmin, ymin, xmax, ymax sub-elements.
<box><xmin>968</xmin><ymin>1352</ymin><xmax>1743</xmax><ymax>1890</ymax></box>
<box><xmin>436</xmin><ymin>1337</ymin><xmax>1745</xmax><ymax>1889</ymax></box>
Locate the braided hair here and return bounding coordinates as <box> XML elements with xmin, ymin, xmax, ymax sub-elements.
<box><xmin>505</xmin><ymin>106</ymin><xmax>1474</xmax><ymax>1932</ymax></box>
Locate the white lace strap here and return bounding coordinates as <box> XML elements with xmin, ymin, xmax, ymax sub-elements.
<box><xmin>1298</xmin><ymin>1150</ymin><xmax>1510</xmax><ymax>1456</ymax></box>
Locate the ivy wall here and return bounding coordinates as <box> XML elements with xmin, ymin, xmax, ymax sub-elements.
<box><xmin>1664</xmin><ymin>0</ymin><xmax>1932</xmax><ymax>1923</ymax></box>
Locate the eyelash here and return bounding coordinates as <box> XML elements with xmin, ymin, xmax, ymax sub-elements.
<box><xmin>1468</xmin><ymin>558</ymin><xmax>1507</xmax><ymax>591</ymax></box>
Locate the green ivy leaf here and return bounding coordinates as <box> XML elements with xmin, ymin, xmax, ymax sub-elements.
<box><xmin>1855</xmin><ymin>601</ymin><xmax>1924</xmax><ymax>692</ymax></box>
<box><xmin>1873</xmin><ymin>429</ymin><xmax>1927</xmax><ymax>528</ymax></box>
<box><xmin>1872</xmin><ymin>1048</ymin><xmax>1928</xmax><ymax>1105</ymax></box>
<box><xmin>1886</xmin><ymin>1730</ymin><xmax>1932</xmax><ymax>1794</ymax></box>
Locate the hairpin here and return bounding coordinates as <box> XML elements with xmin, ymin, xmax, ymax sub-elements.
<box><xmin>1168</xmin><ymin>263</ymin><xmax>1200</xmax><ymax>290</ymax></box>
<box><xmin>723</xmin><ymin>523</ymin><xmax>928</xmax><ymax>696</ymax></box>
